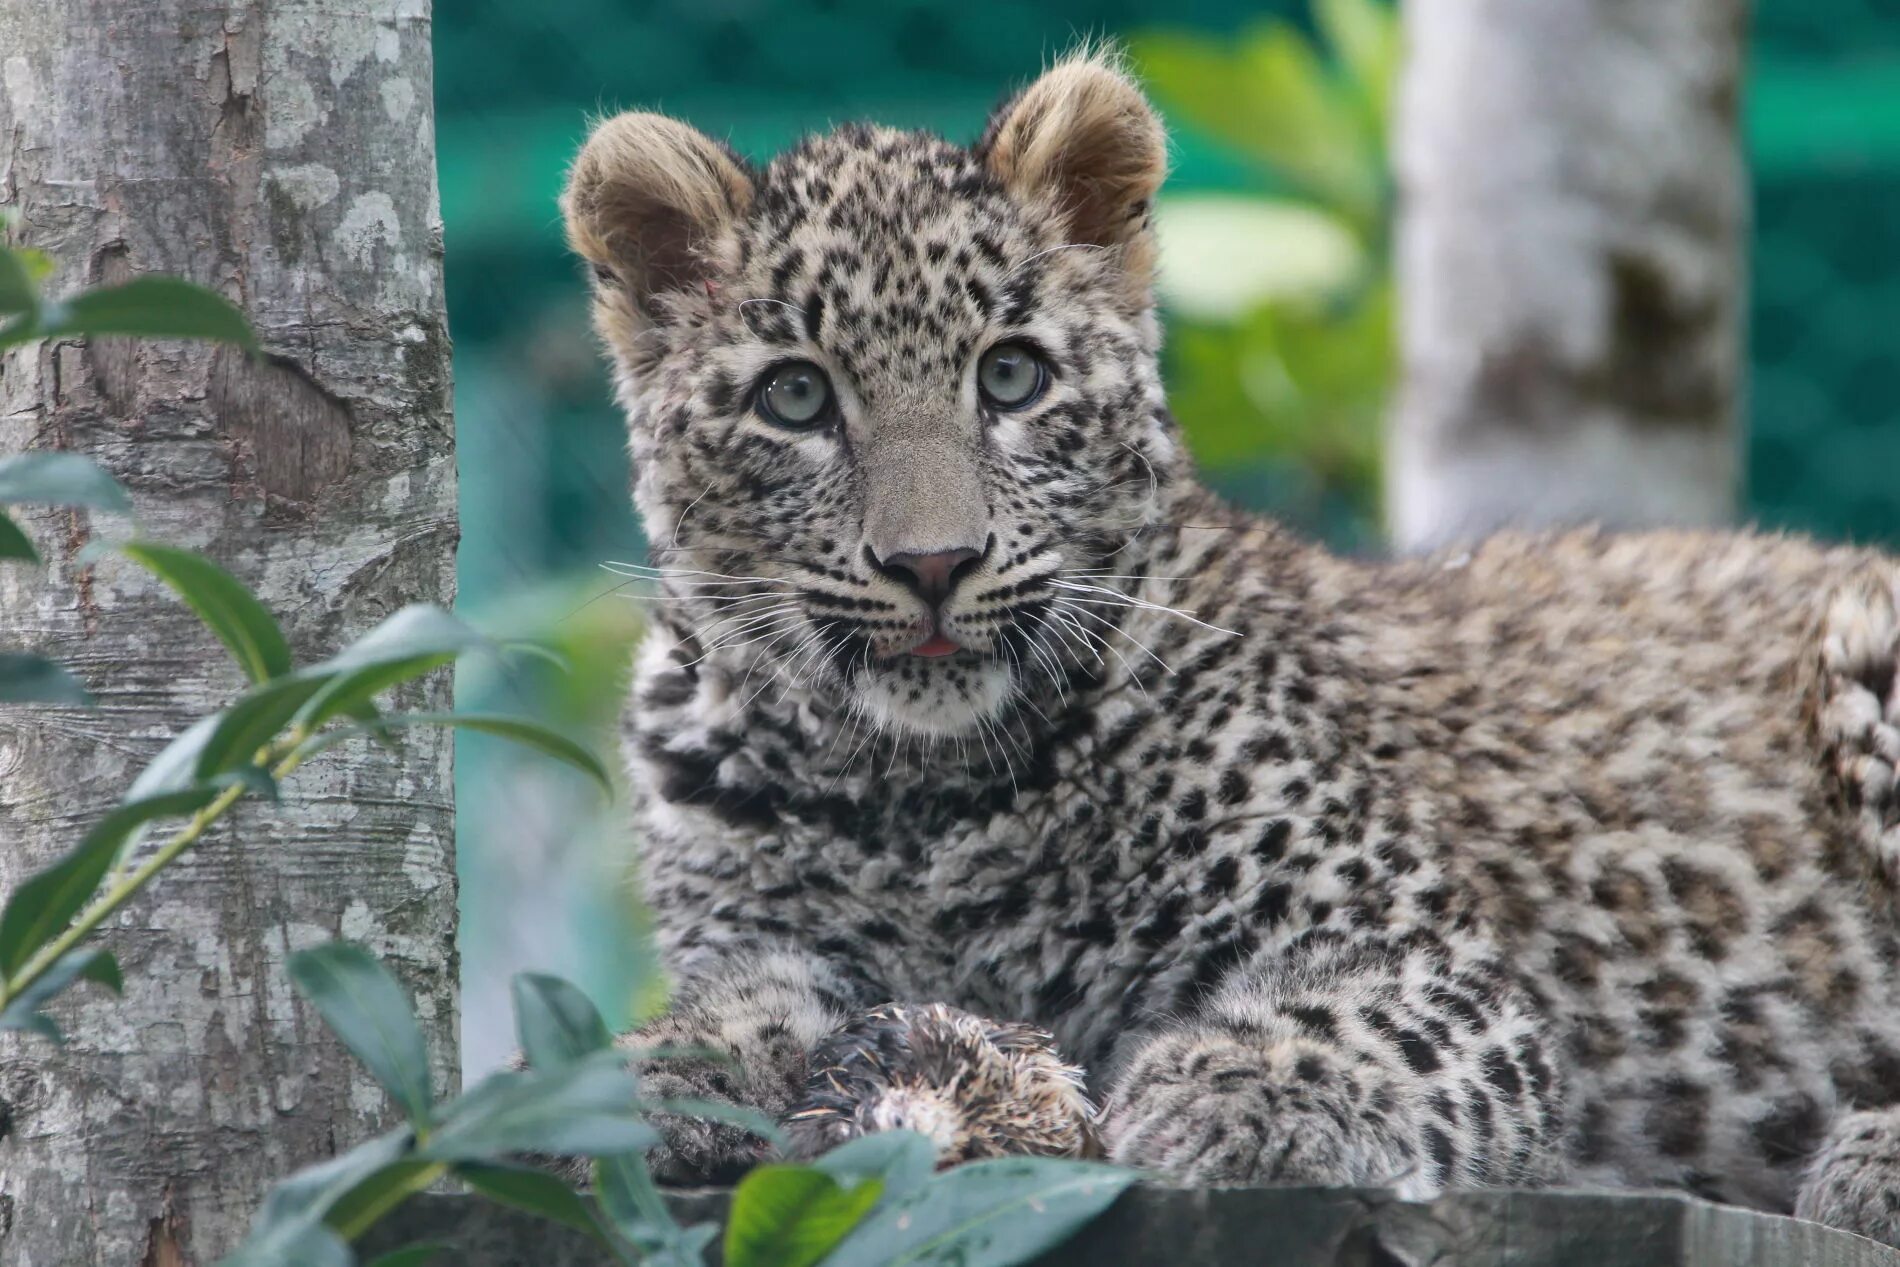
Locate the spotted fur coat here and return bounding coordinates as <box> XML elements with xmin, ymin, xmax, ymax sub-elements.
<box><xmin>560</xmin><ymin>51</ymin><xmax>1900</xmax><ymax>1243</ymax></box>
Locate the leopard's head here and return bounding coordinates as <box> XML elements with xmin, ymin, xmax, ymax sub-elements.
<box><xmin>565</xmin><ymin>51</ymin><xmax>1184</xmax><ymax>738</ymax></box>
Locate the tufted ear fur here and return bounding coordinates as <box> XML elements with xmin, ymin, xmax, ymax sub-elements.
<box><xmin>978</xmin><ymin>50</ymin><xmax>1169</xmax><ymax>290</ymax></box>
<box><xmin>562</xmin><ymin>112</ymin><xmax>754</xmax><ymax>323</ymax></box>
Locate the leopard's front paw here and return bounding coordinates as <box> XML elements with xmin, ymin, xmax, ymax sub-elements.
<box><xmin>782</xmin><ymin>1003</ymin><xmax>1097</xmax><ymax>1164</ymax></box>
<box><xmin>1104</xmin><ymin>1030</ymin><xmax>1423</xmax><ymax>1192</ymax></box>
<box><xmin>635</xmin><ymin>1051</ymin><xmax>783</xmax><ymax>1185</ymax></box>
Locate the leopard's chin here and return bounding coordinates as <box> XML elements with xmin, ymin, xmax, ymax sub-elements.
<box><xmin>851</xmin><ymin>654</ymin><xmax>1015</xmax><ymax>738</ymax></box>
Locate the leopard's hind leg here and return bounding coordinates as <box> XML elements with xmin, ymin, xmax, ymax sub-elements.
<box><xmin>1813</xmin><ymin>563</ymin><xmax>1900</xmax><ymax>881</ymax></box>
<box><xmin>1796</xmin><ymin>1106</ymin><xmax>1900</xmax><ymax>1247</ymax></box>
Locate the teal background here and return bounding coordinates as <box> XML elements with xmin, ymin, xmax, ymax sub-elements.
<box><xmin>435</xmin><ymin>0</ymin><xmax>1900</xmax><ymax>1070</ymax></box>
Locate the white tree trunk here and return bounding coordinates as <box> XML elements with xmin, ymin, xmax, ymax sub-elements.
<box><xmin>0</xmin><ymin>2</ymin><xmax>457</xmax><ymax>1261</ymax></box>
<box><xmin>1389</xmin><ymin>0</ymin><xmax>1748</xmax><ymax>552</ymax></box>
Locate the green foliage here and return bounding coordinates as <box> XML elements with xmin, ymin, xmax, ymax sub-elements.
<box><xmin>1134</xmin><ymin>0</ymin><xmax>1399</xmax><ymax>546</ymax></box>
<box><xmin>726</xmin><ymin>1167</ymin><xmax>885</xmax><ymax>1267</ymax></box>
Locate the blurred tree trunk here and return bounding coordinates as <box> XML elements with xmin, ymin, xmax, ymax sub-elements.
<box><xmin>1389</xmin><ymin>0</ymin><xmax>1748</xmax><ymax>551</ymax></box>
<box><xmin>0</xmin><ymin>1</ymin><xmax>457</xmax><ymax>1261</ymax></box>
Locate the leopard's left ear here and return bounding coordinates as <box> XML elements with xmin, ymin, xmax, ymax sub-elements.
<box><xmin>977</xmin><ymin>48</ymin><xmax>1168</xmax><ymax>289</ymax></box>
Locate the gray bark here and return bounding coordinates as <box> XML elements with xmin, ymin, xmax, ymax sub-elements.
<box><xmin>0</xmin><ymin>2</ymin><xmax>457</xmax><ymax>1263</ymax></box>
<box><xmin>1389</xmin><ymin>0</ymin><xmax>1748</xmax><ymax>552</ymax></box>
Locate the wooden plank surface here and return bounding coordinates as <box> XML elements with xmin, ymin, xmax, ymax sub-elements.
<box><xmin>364</xmin><ymin>1185</ymin><xmax>1900</xmax><ymax>1265</ymax></box>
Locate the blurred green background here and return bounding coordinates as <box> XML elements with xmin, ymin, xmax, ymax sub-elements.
<box><xmin>440</xmin><ymin>0</ymin><xmax>1900</xmax><ymax>1072</ymax></box>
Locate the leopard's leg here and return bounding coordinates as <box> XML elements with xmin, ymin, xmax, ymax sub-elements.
<box><xmin>1795</xmin><ymin>1106</ymin><xmax>1900</xmax><ymax>1247</ymax></box>
<box><xmin>1103</xmin><ymin>930</ymin><xmax>1567</xmax><ymax>1195</ymax></box>
<box><xmin>618</xmin><ymin>943</ymin><xmax>874</xmax><ymax>1183</ymax></box>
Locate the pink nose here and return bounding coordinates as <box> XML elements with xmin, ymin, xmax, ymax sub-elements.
<box><xmin>872</xmin><ymin>547</ymin><xmax>981</xmax><ymax>607</ymax></box>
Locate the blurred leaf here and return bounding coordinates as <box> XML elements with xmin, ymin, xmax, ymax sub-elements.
<box><xmin>297</xmin><ymin>713</ymin><xmax>611</xmax><ymax>795</ymax></box>
<box><xmin>820</xmin><ymin>1158</ymin><xmax>1137</xmax><ymax>1267</ymax></box>
<box><xmin>106</xmin><ymin>542</ymin><xmax>293</xmax><ymax>683</ymax></box>
<box><xmin>217</xmin><ymin>1220</ymin><xmax>354</xmax><ymax>1267</ymax></box>
<box><xmin>293</xmin><ymin>604</ymin><xmax>492</xmax><ymax>731</ymax></box>
<box><xmin>224</xmin><ymin>1129</ymin><xmax>414</xmax><ymax>1267</ymax></box>
<box><xmin>419</xmin><ymin>1052</ymin><xmax>656</xmax><ymax>1161</ymax></box>
<box><xmin>812</xmin><ymin>1131</ymin><xmax>938</xmax><ymax>1202</ymax></box>
<box><xmin>596</xmin><ymin>1152</ymin><xmax>716</xmax><ymax>1267</ymax></box>
<box><xmin>726</xmin><ymin>1166</ymin><xmax>884</xmax><ymax>1267</ymax></box>
<box><xmin>0</xmin><ymin>452</ymin><xmax>132</xmax><ymax>512</ymax></box>
<box><xmin>0</xmin><ymin>786</ymin><xmax>219</xmax><ymax>977</ymax></box>
<box><xmin>9</xmin><ymin>276</ymin><xmax>257</xmax><ymax>350</ymax></box>
<box><xmin>1316</xmin><ymin>0</ymin><xmax>1401</xmax><ymax>134</ymax></box>
<box><xmin>456</xmin><ymin>1162</ymin><xmax>611</xmax><ymax>1244</ymax></box>
<box><xmin>0</xmin><ymin>510</ymin><xmax>36</xmax><ymax>562</ymax></box>
<box><xmin>289</xmin><ymin>942</ymin><xmax>436</xmax><ymax>1126</ymax></box>
<box><xmin>0</xmin><ymin>652</ymin><xmax>88</xmax><ymax>703</ymax></box>
<box><xmin>366</xmin><ymin>1246</ymin><xmax>446</xmax><ymax>1267</ymax></box>
<box><xmin>0</xmin><ymin>247</ymin><xmax>39</xmax><ymax>315</ymax></box>
<box><xmin>182</xmin><ymin>674</ymin><xmax>332</xmax><ymax>786</ymax></box>
<box><xmin>0</xmin><ymin>947</ymin><xmax>122</xmax><ymax>1043</ymax></box>
<box><xmin>322</xmin><ymin>1159</ymin><xmax>444</xmax><ymax>1240</ymax></box>
<box><xmin>637</xmin><ymin>1095</ymin><xmax>783</xmax><ymax>1146</ymax></box>
<box><xmin>513</xmin><ymin>972</ymin><xmax>614</xmax><ymax>1070</ymax></box>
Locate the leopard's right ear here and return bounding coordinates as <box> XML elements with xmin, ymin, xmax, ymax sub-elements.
<box><xmin>562</xmin><ymin>112</ymin><xmax>754</xmax><ymax>321</ymax></box>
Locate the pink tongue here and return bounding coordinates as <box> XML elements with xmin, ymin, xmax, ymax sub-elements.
<box><xmin>912</xmin><ymin>635</ymin><xmax>960</xmax><ymax>658</ymax></box>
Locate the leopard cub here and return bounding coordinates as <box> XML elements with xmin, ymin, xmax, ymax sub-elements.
<box><xmin>562</xmin><ymin>50</ymin><xmax>1900</xmax><ymax>1243</ymax></box>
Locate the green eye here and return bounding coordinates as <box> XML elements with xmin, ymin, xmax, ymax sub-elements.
<box><xmin>757</xmin><ymin>361</ymin><xmax>835</xmax><ymax>428</ymax></box>
<box><xmin>977</xmin><ymin>343</ymin><xmax>1046</xmax><ymax>409</ymax></box>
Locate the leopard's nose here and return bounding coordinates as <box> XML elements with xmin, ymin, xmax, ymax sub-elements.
<box><xmin>867</xmin><ymin>546</ymin><xmax>982</xmax><ymax>607</ymax></box>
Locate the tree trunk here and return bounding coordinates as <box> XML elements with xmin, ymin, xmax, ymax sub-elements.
<box><xmin>1388</xmin><ymin>0</ymin><xmax>1748</xmax><ymax>552</ymax></box>
<box><xmin>0</xmin><ymin>2</ymin><xmax>457</xmax><ymax>1261</ymax></box>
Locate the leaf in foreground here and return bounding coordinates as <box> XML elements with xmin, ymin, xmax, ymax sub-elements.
<box><xmin>0</xmin><ymin>786</ymin><xmax>220</xmax><ymax>977</ymax></box>
<box><xmin>0</xmin><ymin>947</ymin><xmax>121</xmax><ymax>1043</ymax></box>
<box><xmin>725</xmin><ymin>1165</ymin><xmax>885</xmax><ymax>1267</ymax></box>
<box><xmin>419</xmin><ymin>1051</ymin><xmax>657</xmax><ymax>1161</ymax></box>
<box><xmin>512</xmin><ymin>971</ymin><xmax>614</xmax><ymax>1071</ymax></box>
<box><xmin>108</xmin><ymin>541</ymin><xmax>293</xmax><ymax>683</ymax></box>
<box><xmin>289</xmin><ymin>942</ymin><xmax>436</xmax><ymax>1126</ymax></box>
<box><xmin>0</xmin><ymin>652</ymin><xmax>88</xmax><ymax>703</ymax></box>
<box><xmin>0</xmin><ymin>451</ymin><xmax>132</xmax><ymax>511</ymax></box>
<box><xmin>819</xmin><ymin>1157</ymin><xmax>1137</xmax><ymax>1267</ymax></box>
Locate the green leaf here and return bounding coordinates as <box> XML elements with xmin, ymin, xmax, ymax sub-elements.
<box><xmin>0</xmin><ymin>452</ymin><xmax>132</xmax><ymax>512</ymax></box>
<box><xmin>512</xmin><ymin>972</ymin><xmax>613</xmax><ymax>1070</ymax></box>
<box><xmin>222</xmin><ymin>1128</ymin><xmax>412</xmax><ymax>1267</ymax></box>
<box><xmin>456</xmin><ymin>1162</ymin><xmax>610</xmax><ymax>1243</ymax></box>
<box><xmin>196</xmin><ymin>674</ymin><xmax>335</xmax><ymax>780</ymax></box>
<box><xmin>726</xmin><ymin>1166</ymin><xmax>885</xmax><ymax>1267</ymax></box>
<box><xmin>595</xmin><ymin>1152</ymin><xmax>716</xmax><ymax>1267</ymax></box>
<box><xmin>420</xmin><ymin>1051</ymin><xmax>656</xmax><ymax>1162</ymax></box>
<box><xmin>109</xmin><ymin>541</ymin><xmax>292</xmax><ymax>683</ymax></box>
<box><xmin>0</xmin><ymin>247</ymin><xmax>40</xmax><ymax>316</ymax></box>
<box><xmin>294</xmin><ymin>604</ymin><xmax>493</xmax><ymax>731</ymax></box>
<box><xmin>812</xmin><ymin>1131</ymin><xmax>938</xmax><ymax>1202</ymax></box>
<box><xmin>0</xmin><ymin>787</ymin><xmax>219</xmax><ymax>976</ymax></box>
<box><xmin>0</xmin><ymin>652</ymin><xmax>87</xmax><ymax>703</ymax></box>
<box><xmin>367</xmin><ymin>1245</ymin><xmax>447</xmax><ymax>1267</ymax></box>
<box><xmin>321</xmin><ymin>1159</ymin><xmax>443</xmax><ymax>1239</ymax></box>
<box><xmin>216</xmin><ymin>1220</ymin><xmax>354</xmax><ymax>1267</ymax></box>
<box><xmin>28</xmin><ymin>276</ymin><xmax>257</xmax><ymax>348</ymax></box>
<box><xmin>0</xmin><ymin>510</ymin><xmax>37</xmax><ymax>562</ymax></box>
<box><xmin>0</xmin><ymin>947</ymin><xmax>122</xmax><ymax>1042</ymax></box>
<box><xmin>820</xmin><ymin>1157</ymin><xmax>1137</xmax><ymax>1267</ymax></box>
<box><xmin>296</xmin><ymin>713</ymin><xmax>611</xmax><ymax>795</ymax></box>
<box><xmin>289</xmin><ymin>942</ymin><xmax>435</xmax><ymax>1126</ymax></box>
<box><xmin>1315</xmin><ymin>0</ymin><xmax>1401</xmax><ymax>133</ymax></box>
